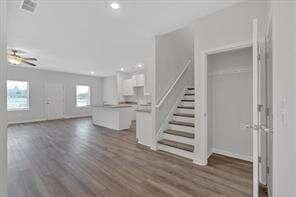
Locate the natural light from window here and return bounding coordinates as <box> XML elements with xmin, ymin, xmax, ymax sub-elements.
<box><xmin>7</xmin><ymin>80</ymin><xmax>29</xmax><ymax>111</ymax></box>
<box><xmin>76</xmin><ymin>85</ymin><xmax>90</xmax><ymax>107</ymax></box>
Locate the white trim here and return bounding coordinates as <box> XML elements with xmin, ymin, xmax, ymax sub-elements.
<box><xmin>203</xmin><ymin>40</ymin><xmax>252</xmax><ymax>55</ymax></box>
<box><xmin>8</xmin><ymin>118</ymin><xmax>46</xmax><ymax>125</ymax></box>
<box><xmin>198</xmin><ymin>40</ymin><xmax>253</xmax><ymax>165</ymax></box>
<box><xmin>156</xmin><ymin>59</ymin><xmax>191</xmax><ymax>108</ymax></box>
<box><xmin>195</xmin><ymin>40</ymin><xmax>253</xmax><ymax>164</ymax></box>
<box><xmin>62</xmin><ymin>115</ymin><xmax>91</xmax><ymax>119</ymax></box>
<box><xmin>8</xmin><ymin>115</ymin><xmax>91</xmax><ymax>125</ymax></box>
<box><xmin>212</xmin><ymin>148</ymin><xmax>253</xmax><ymax>162</ymax></box>
<box><xmin>252</xmin><ymin>19</ymin><xmax>259</xmax><ymax>197</ymax></box>
<box><xmin>207</xmin><ymin>149</ymin><xmax>213</xmax><ymax>159</ymax></box>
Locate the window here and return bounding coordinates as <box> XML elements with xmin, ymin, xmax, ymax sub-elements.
<box><xmin>7</xmin><ymin>80</ymin><xmax>29</xmax><ymax>111</ymax></box>
<box><xmin>76</xmin><ymin>85</ymin><xmax>90</xmax><ymax>107</ymax></box>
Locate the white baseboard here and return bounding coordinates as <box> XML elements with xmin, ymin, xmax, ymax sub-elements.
<box><xmin>8</xmin><ymin>115</ymin><xmax>91</xmax><ymax>125</ymax></box>
<box><xmin>211</xmin><ymin>148</ymin><xmax>252</xmax><ymax>162</ymax></box>
<box><xmin>62</xmin><ymin>114</ymin><xmax>91</xmax><ymax>119</ymax></box>
<box><xmin>8</xmin><ymin>118</ymin><xmax>46</xmax><ymax>125</ymax></box>
<box><xmin>207</xmin><ymin>149</ymin><xmax>213</xmax><ymax>159</ymax></box>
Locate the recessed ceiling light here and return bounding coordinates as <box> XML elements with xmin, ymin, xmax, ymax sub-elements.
<box><xmin>110</xmin><ymin>2</ymin><xmax>120</xmax><ymax>10</ymax></box>
<box><xmin>90</xmin><ymin>71</ymin><xmax>95</xmax><ymax>75</ymax></box>
<box><xmin>137</xmin><ymin>64</ymin><xmax>143</xmax><ymax>68</ymax></box>
<box><xmin>120</xmin><ymin>67</ymin><xmax>124</xmax><ymax>71</ymax></box>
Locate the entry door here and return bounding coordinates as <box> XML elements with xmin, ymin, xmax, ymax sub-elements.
<box><xmin>45</xmin><ymin>83</ymin><xmax>64</xmax><ymax>120</ymax></box>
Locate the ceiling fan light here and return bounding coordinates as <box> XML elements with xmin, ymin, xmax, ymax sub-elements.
<box><xmin>8</xmin><ymin>58</ymin><xmax>21</xmax><ymax>65</ymax></box>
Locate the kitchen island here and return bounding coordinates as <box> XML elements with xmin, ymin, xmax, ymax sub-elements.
<box><xmin>92</xmin><ymin>105</ymin><xmax>135</xmax><ymax>130</ymax></box>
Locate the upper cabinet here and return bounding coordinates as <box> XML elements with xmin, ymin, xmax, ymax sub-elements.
<box><xmin>133</xmin><ymin>74</ymin><xmax>145</xmax><ymax>87</ymax></box>
<box><xmin>122</xmin><ymin>78</ymin><xmax>135</xmax><ymax>96</ymax></box>
<box><xmin>122</xmin><ymin>74</ymin><xmax>145</xmax><ymax>96</ymax></box>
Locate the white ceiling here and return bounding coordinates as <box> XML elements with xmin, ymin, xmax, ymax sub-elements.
<box><xmin>7</xmin><ymin>0</ymin><xmax>241</xmax><ymax>76</ymax></box>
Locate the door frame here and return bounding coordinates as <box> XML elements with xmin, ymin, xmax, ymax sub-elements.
<box><xmin>199</xmin><ymin>40</ymin><xmax>253</xmax><ymax>164</ymax></box>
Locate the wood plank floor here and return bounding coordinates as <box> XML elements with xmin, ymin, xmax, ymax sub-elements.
<box><xmin>8</xmin><ymin>118</ymin><xmax>253</xmax><ymax>197</ymax></box>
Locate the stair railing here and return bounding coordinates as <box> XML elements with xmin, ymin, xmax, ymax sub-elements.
<box><xmin>156</xmin><ymin>59</ymin><xmax>192</xmax><ymax>108</ymax></box>
<box><xmin>155</xmin><ymin>59</ymin><xmax>193</xmax><ymax>140</ymax></box>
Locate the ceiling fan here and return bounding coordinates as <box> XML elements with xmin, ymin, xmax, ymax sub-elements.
<box><xmin>7</xmin><ymin>49</ymin><xmax>37</xmax><ymax>67</ymax></box>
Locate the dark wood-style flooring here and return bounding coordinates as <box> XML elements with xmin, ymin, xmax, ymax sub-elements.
<box><xmin>8</xmin><ymin>118</ymin><xmax>253</xmax><ymax>197</ymax></box>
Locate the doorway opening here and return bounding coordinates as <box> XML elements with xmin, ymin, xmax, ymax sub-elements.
<box><xmin>207</xmin><ymin>47</ymin><xmax>253</xmax><ymax>164</ymax></box>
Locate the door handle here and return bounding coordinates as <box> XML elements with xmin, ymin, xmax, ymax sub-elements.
<box><xmin>259</xmin><ymin>124</ymin><xmax>273</xmax><ymax>134</ymax></box>
<box><xmin>245</xmin><ymin>123</ymin><xmax>259</xmax><ymax>130</ymax></box>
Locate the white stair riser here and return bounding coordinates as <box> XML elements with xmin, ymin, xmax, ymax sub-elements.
<box><xmin>168</xmin><ymin>124</ymin><xmax>195</xmax><ymax>133</ymax></box>
<box><xmin>183</xmin><ymin>95</ymin><xmax>194</xmax><ymax>100</ymax></box>
<box><xmin>158</xmin><ymin>144</ymin><xmax>194</xmax><ymax>160</ymax></box>
<box><xmin>162</xmin><ymin>133</ymin><xmax>195</xmax><ymax>145</ymax></box>
<box><xmin>179</xmin><ymin>101</ymin><xmax>194</xmax><ymax>107</ymax></box>
<box><xmin>172</xmin><ymin>116</ymin><xmax>195</xmax><ymax>123</ymax></box>
<box><xmin>185</xmin><ymin>89</ymin><xmax>195</xmax><ymax>94</ymax></box>
<box><xmin>176</xmin><ymin>108</ymin><xmax>194</xmax><ymax>114</ymax></box>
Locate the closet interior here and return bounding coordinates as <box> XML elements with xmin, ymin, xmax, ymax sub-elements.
<box><xmin>207</xmin><ymin>47</ymin><xmax>253</xmax><ymax>161</ymax></box>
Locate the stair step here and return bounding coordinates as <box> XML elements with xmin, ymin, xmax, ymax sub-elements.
<box><xmin>187</xmin><ymin>87</ymin><xmax>194</xmax><ymax>90</ymax></box>
<box><xmin>184</xmin><ymin>93</ymin><xmax>194</xmax><ymax>96</ymax></box>
<box><xmin>164</xmin><ymin>129</ymin><xmax>194</xmax><ymax>139</ymax></box>
<box><xmin>158</xmin><ymin>139</ymin><xmax>194</xmax><ymax>152</ymax></box>
<box><xmin>177</xmin><ymin>106</ymin><xmax>194</xmax><ymax>110</ymax></box>
<box><xmin>173</xmin><ymin>113</ymin><xmax>194</xmax><ymax>118</ymax></box>
<box><xmin>169</xmin><ymin>120</ymin><xmax>194</xmax><ymax>127</ymax></box>
<box><xmin>181</xmin><ymin>99</ymin><xmax>194</xmax><ymax>102</ymax></box>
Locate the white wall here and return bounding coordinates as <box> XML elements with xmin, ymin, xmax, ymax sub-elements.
<box><xmin>155</xmin><ymin>26</ymin><xmax>194</xmax><ymax>103</ymax></box>
<box><xmin>154</xmin><ymin>25</ymin><xmax>194</xmax><ymax>133</ymax></box>
<box><xmin>193</xmin><ymin>0</ymin><xmax>269</xmax><ymax>164</ymax></box>
<box><xmin>7</xmin><ymin>66</ymin><xmax>102</xmax><ymax>124</ymax></box>
<box><xmin>272</xmin><ymin>2</ymin><xmax>296</xmax><ymax>197</ymax></box>
<box><xmin>207</xmin><ymin>47</ymin><xmax>252</xmax><ymax>161</ymax></box>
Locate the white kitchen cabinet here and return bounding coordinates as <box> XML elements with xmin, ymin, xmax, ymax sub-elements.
<box><xmin>121</xmin><ymin>74</ymin><xmax>145</xmax><ymax>96</ymax></box>
<box><xmin>133</xmin><ymin>74</ymin><xmax>145</xmax><ymax>87</ymax></box>
<box><xmin>122</xmin><ymin>78</ymin><xmax>135</xmax><ymax>95</ymax></box>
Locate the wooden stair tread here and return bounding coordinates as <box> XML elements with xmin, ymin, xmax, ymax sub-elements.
<box><xmin>158</xmin><ymin>139</ymin><xmax>194</xmax><ymax>152</ymax></box>
<box><xmin>164</xmin><ymin>129</ymin><xmax>194</xmax><ymax>139</ymax></box>
<box><xmin>184</xmin><ymin>93</ymin><xmax>194</xmax><ymax>96</ymax></box>
<box><xmin>177</xmin><ymin>106</ymin><xmax>194</xmax><ymax>109</ymax></box>
<box><xmin>173</xmin><ymin>113</ymin><xmax>194</xmax><ymax>118</ymax></box>
<box><xmin>181</xmin><ymin>99</ymin><xmax>194</xmax><ymax>102</ymax></box>
<box><xmin>169</xmin><ymin>120</ymin><xmax>194</xmax><ymax>127</ymax></box>
<box><xmin>187</xmin><ymin>88</ymin><xmax>194</xmax><ymax>90</ymax></box>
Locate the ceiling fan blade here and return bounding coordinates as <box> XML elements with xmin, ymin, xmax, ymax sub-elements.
<box><xmin>20</xmin><ymin>59</ymin><xmax>37</xmax><ymax>67</ymax></box>
<box><xmin>22</xmin><ymin>57</ymin><xmax>37</xmax><ymax>61</ymax></box>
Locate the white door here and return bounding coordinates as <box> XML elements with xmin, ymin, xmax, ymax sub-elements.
<box><xmin>252</xmin><ymin>19</ymin><xmax>260</xmax><ymax>197</ymax></box>
<box><xmin>265</xmin><ymin>17</ymin><xmax>273</xmax><ymax>195</ymax></box>
<box><xmin>45</xmin><ymin>83</ymin><xmax>64</xmax><ymax>120</ymax></box>
<box><xmin>253</xmin><ymin>18</ymin><xmax>274</xmax><ymax>197</ymax></box>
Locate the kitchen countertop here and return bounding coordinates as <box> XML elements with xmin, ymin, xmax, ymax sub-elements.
<box><xmin>135</xmin><ymin>109</ymin><xmax>151</xmax><ymax>113</ymax></box>
<box><xmin>92</xmin><ymin>104</ymin><xmax>133</xmax><ymax>108</ymax></box>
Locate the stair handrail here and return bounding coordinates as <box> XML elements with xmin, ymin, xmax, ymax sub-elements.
<box><xmin>156</xmin><ymin>59</ymin><xmax>192</xmax><ymax>108</ymax></box>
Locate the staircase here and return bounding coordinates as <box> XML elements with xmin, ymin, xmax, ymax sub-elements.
<box><xmin>157</xmin><ymin>87</ymin><xmax>195</xmax><ymax>159</ymax></box>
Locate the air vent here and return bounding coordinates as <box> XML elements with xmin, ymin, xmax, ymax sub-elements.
<box><xmin>20</xmin><ymin>0</ymin><xmax>38</xmax><ymax>13</ymax></box>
